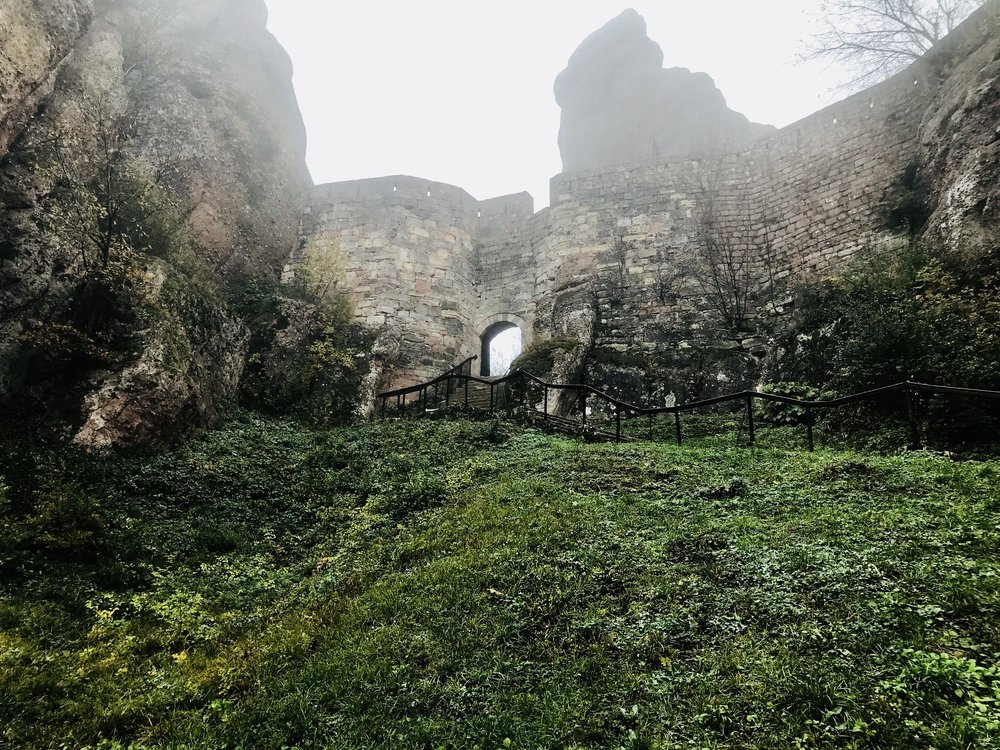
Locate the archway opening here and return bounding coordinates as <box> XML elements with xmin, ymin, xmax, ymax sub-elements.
<box><xmin>480</xmin><ymin>322</ymin><xmax>522</xmax><ymax>376</ymax></box>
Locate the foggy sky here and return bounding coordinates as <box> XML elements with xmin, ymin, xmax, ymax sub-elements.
<box><xmin>264</xmin><ymin>1</ymin><xmax>848</xmax><ymax>208</ymax></box>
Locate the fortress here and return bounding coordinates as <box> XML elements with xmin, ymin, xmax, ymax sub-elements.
<box><xmin>295</xmin><ymin>5</ymin><xmax>1000</xmax><ymax>400</ymax></box>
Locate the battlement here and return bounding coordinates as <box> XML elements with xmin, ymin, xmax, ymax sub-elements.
<box><xmin>309</xmin><ymin>175</ymin><xmax>480</xmax><ymax>225</ymax></box>
<box><xmin>477</xmin><ymin>192</ymin><xmax>535</xmax><ymax>221</ymax></box>
<box><xmin>309</xmin><ymin>176</ymin><xmax>538</xmax><ymax>225</ymax></box>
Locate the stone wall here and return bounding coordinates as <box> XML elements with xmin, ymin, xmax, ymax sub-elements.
<box><xmin>474</xmin><ymin>192</ymin><xmax>537</xmax><ymax>351</ymax></box>
<box><xmin>298</xmin><ymin>179</ymin><xmax>550</xmax><ymax>386</ymax></box>
<box><xmin>297</xmin><ymin>176</ymin><xmax>483</xmax><ymax>387</ymax></box>
<box><xmin>535</xmin><ymin>59</ymin><xmax>938</xmax><ymax>361</ymax></box>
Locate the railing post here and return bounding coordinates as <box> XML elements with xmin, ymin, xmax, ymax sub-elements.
<box><xmin>489</xmin><ymin>382</ymin><xmax>495</xmax><ymax>415</ymax></box>
<box><xmin>445</xmin><ymin>376</ymin><xmax>451</xmax><ymax>408</ymax></box>
<box><xmin>674</xmin><ymin>410</ymin><xmax>682</xmax><ymax>446</ymax></box>
<box><xmin>519</xmin><ymin>373</ymin><xmax>526</xmax><ymax>411</ymax></box>
<box><xmin>543</xmin><ymin>386</ymin><xmax>549</xmax><ymax>420</ymax></box>
<box><xmin>420</xmin><ymin>386</ymin><xmax>426</xmax><ymax>415</ymax></box>
<box><xmin>747</xmin><ymin>393</ymin><xmax>755</xmax><ymax>446</ymax></box>
<box><xmin>380</xmin><ymin>395</ymin><xmax>387</xmax><ymax>419</ymax></box>
<box><xmin>398</xmin><ymin>393</ymin><xmax>404</xmax><ymax>417</ymax></box>
<box><xmin>464</xmin><ymin>376</ymin><xmax>469</xmax><ymax>408</ymax></box>
<box><xmin>615</xmin><ymin>405</ymin><xmax>622</xmax><ymax>443</ymax></box>
<box><xmin>806</xmin><ymin>406</ymin><xmax>814</xmax><ymax>453</ymax></box>
<box><xmin>905</xmin><ymin>385</ymin><xmax>921</xmax><ymax>450</ymax></box>
<box><xmin>581</xmin><ymin>391</ymin><xmax>587</xmax><ymax>427</ymax></box>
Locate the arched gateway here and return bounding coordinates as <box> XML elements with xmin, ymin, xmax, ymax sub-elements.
<box><xmin>478</xmin><ymin>313</ymin><xmax>530</xmax><ymax>377</ymax></box>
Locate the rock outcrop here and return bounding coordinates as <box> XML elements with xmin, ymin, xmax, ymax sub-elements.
<box><xmin>918</xmin><ymin>1</ymin><xmax>1000</xmax><ymax>256</ymax></box>
<box><xmin>0</xmin><ymin>0</ymin><xmax>312</xmax><ymax>447</ymax></box>
<box><xmin>554</xmin><ymin>9</ymin><xmax>775</xmax><ymax>173</ymax></box>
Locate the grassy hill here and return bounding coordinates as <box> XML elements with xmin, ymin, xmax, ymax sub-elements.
<box><xmin>2</xmin><ymin>415</ymin><xmax>999</xmax><ymax>749</ymax></box>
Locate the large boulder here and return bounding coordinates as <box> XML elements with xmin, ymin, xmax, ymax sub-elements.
<box><xmin>554</xmin><ymin>9</ymin><xmax>774</xmax><ymax>172</ymax></box>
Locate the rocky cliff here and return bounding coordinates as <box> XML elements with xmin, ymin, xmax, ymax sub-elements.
<box><xmin>0</xmin><ymin>0</ymin><xmax>92</xmax><ymax>157</ymax></box>
<box><xmin>0</xmin><ymin>0</ymin><xmax>312</xmax><ymax>447</ymax></box>
<box><xmin>554</xmin><ymin>9</ymin><xmax>775</xmax><ymax>173</ymax></box>
<box><xmin>918</xmin><ymin>1</ymin><xmax>1000</xmax><ymax>257</ymax></box>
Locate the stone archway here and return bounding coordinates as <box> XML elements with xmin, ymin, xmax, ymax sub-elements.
<box><xmin>478</xmin><ymin>313</ymin><xmax>531</xmax><ymax>376</ymax></box>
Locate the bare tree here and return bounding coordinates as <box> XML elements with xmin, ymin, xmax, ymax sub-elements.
<box><xmin>606</xmin><ymin>223</ymin><xmax>631</xmax><ymax>304</ymax></box>
<box><xmin>46</xmin><ymin>92</ymin><xmax>184</xmax><ymax>273</ymax></box>
<box><xmin>804</xmin><ymin>0</ymin><xmax>983</xmax><ymax>90</ymax></box>
<box><xmin>684</xmin><ymin>160</ymin><xmax>779</xmax><ymax>343</ymax></box>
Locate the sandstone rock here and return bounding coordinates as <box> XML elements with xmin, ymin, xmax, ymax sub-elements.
<box><xmin>918</xmin><ymin>0</ymin><xmax>1000</xmax><ymax>256</ymax></box>
<box><xmin>102</xmin><ymin>0</ymin><xmax>311</xmax><ymax>275</ymax></box>
<box><xmin>74</xmin><ymin>264</ymin><xmax>249</xmax><ymax>449</ymax></box>
<box><xmin>0</xmin><ymin>19</ymin><xmax>130</xmax><ymax>400</ymax></box>
<box><xmin>554</xmin><ymin>9</ymin><xmax>775</xmax><ymax>173</ymax></box>
<box><xmin>0</xmin><ymin>0</ymin><xmax>92</xmax><ymax>157</ymax></box>
<box><xmin>0</xmin><ymin>0</ymin><xmax>312</xmax><ymax>447</ymax></box>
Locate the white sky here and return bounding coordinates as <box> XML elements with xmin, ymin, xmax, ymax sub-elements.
<box><xmin>264</xmin><ymin>1</ymin><xmax>846</xmax><ymax>208</ymax></box>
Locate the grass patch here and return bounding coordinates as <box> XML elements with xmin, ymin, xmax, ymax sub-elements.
<box><xmin>2</xmin><ymin>416</ymin><xmax>1000</xmax><ymax>748</ymax></box>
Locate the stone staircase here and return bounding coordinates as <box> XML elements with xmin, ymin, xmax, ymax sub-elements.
<box><xmin>466</xmin><ymin>377</ymin><xmax>500</xmax><ymax>410</ymax></box>
<box><xmin>421</xmin><ymin>376</ymin><xmax>500</xmax><ymax>414</ymax></box>
<box><xmin>520</xmin><ymin>409</ymin><xmax>639</xmax><ymax>443</ymax></box>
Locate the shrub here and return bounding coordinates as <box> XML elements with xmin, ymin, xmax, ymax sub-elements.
<box><xmin>774</xmin><ymin>243</ymin><xmax>1000</xmax><ymax>445</ymax></box>
<box><xmin>757</xmin><ymin>382</ymin><xmax>836</xmax><ymax>427</ymax></box>
<box><xmin>233</xmin><ymin>279</ymin><xmax>374</xmax><ymax>426</ymax></box>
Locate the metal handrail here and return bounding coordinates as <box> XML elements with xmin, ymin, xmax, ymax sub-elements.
<box><xmin>440</xmin><ymin>355</ymin><xmax>478</xmax><ymax>379</ymax></box>
<box><xmin>377</xmin><ymin>366</ymin><xmax>1000</xmax><ymax>451</ymax></box>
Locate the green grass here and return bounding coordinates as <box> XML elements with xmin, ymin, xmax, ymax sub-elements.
<box><xmin>2</xmin><ymin>415</ymin><xmax>1000</xmax><ymax>749</ymax></box>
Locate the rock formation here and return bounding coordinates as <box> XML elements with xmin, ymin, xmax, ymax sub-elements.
<box><xmin>918</xmin><ymin>4</ymin><xmax>1000</xmax><ymax>256</ymax></box>
<box><xmin>554</xmin><ymin>9</ymin><xmax>775</xmax><ymax>173</ymax></box>
<box><xmin>0</xmin><ymin>0</ymin><xmax>311</xmax><ymax>447</ymax></box>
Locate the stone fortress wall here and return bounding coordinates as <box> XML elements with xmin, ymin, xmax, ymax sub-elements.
<box><xmin>297</xmin><ymin>176</ymin><xmax>481</xmax><ymax>381</ymax></box>
<box><xmin>297</xmin><ymin>1</ymin><xmax>1000</xmax><ymax>390</ymax></box>
<box><xmin>537</xmin><ymin>62</ymin><xmax>939</xmax><ymax>353</ymax></box>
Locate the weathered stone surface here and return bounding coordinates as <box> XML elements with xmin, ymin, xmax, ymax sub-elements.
<box><xmin>0</xmin><ymin>19</ymin><xmax>128</xmax><ymax>401</ymax></box>
<box><xmin>103</xmin><ymin>0</ymin><xmax>310</xmax><ymax>276</ymax></box>
<box><xmin>0</xmin><ymin>0</ymin><xmax>311</xmax><ymax>447</ymax></box>
<box><xmin>0</xmin><ymin>0</ymin><xmax>92</xmax><ymax>157</ymax></box>
<box><xmin>74</xmin><ymin>264</ymin><xmax>249</xmax><ymax>450</ymax></box>
<box><xmin>918</xmin><ymin>1</ymin><xmax>1000</xmax><ymax>256</ymax></box>
<box><xmin>554</xmin><ymin>9</ymin><xmax>775</xmax><ymax>173</ymax></box>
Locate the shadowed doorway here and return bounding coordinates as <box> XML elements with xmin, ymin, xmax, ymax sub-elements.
<box><xmin>480</xmin><ymin>322</ymin><xmax>522</xmax><ymax>376</ymax></box>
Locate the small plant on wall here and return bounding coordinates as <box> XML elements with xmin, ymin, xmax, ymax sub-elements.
<box><xmin>683</xmin><ymin>159</ymin><xmax>781</xmax><ymax>343</ymax></box>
